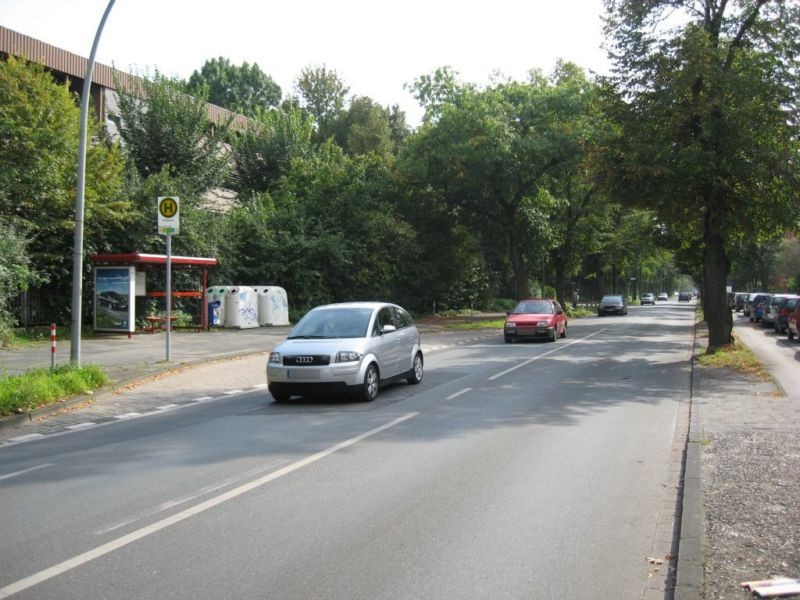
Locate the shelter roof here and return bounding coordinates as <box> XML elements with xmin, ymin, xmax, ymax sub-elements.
<box><xmin>90</xmin><ymin>253</ymin><xmax>217</xmax><ymax>268</ymax></box>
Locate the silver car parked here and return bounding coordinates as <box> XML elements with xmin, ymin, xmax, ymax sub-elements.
<box><xmin>267</xmin><ymin>302</ymin><xmax>423</xmax><ymax>402</ymax></box>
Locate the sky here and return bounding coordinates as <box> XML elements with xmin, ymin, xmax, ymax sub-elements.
<box><xmin>1</xmin><ymin>0</ymin><xmax>612</xmax><ymax>125</ymax></box>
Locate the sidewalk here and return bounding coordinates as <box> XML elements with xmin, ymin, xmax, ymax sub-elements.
<box><xmin>679</xmin><ymin>322</ymin><xmax>800</xmax><ymax>600</ymax></box>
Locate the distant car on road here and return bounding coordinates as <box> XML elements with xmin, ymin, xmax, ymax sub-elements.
<box><xmin>657</xmin><ymin>292</ymin><xmax>668</xmax><ymax>301</ymax></box>
<box><xmin>267</xmin><ymin>302</ymin><xmax>423</xmax><ymax>402</ymax></box>
<box><xmin>641</xmin><ymin>293</ymin><xmax>655</xmax><ymax>305</ymax></box>
<box><xmin>504</xmin><ymin>298</ymin><xmax>567</xmax><ymax>343</ymax></box>
<box><xmin>598</xmin><ymin>295</ymin><xmax>628</xmax><ymax>316</ymax></box>
<box><xmin>678</xmin><ymin>292</ymin><xmax>691</xmax><ymax>302</ymax></box>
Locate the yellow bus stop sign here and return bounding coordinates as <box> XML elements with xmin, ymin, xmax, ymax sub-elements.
<box><xmin>158</xmin><ymin>196</ymin><xmax>180</xmax><ymax>234</ymax></box>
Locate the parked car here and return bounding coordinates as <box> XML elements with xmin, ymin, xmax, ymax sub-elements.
<box><xmin>733</xmin><ymin>292</ymin><xmax>749</xmax><ymax>312</ymax></box>
<box><xmin>763</xmin><ymin>294</ymin><xmax>792</xmax><ymax>328</ymax></box>
<box><xmin>743</xmin><ymin>292</ymin><xmax>765</xmax><ymax>317</ymax></box>
<box><xmin>775</xmin><ymin>296</ymin><xmax>800</xmax><ymax>334</ymax></box>
<box><xmin>598</xmin><ymin>295</ymin><xmax>628</xmax><ymax>316</ymax></box>
<box><xmin>266</xmin><ymin>302</ymin><xmax>423</xmax><ymax>402</ymax></box>
<box><xmin>749</xmin><ymin>293</ymin><xmax>772</xmax><ymax>323</ymax></box>
<box><xmin>641</xmin><ymin>293</ymin><xmax>655</xmax><ymax>305</ymax></box>
<box><xmin>678</xmin><ymin>292</ymin><xmax>691</xmax><ymax>302</ymax></box>
<box><xmin>788</xmin><ymin>302</ymin><xmax>800</xmax><ymax>340</ymax></box>
<box><xmin>504</xmin><ymin>298</ymin><xmax>567</xmax><ymax>343</ymax></box>
<box><xmin>657</xmin><ymin>292</ymin><xmax>668</xmax><ymax>301</ymax></box>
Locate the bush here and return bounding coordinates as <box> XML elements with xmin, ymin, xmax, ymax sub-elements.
<box><xmin>0</xmin><ymin>364</ymin><xmax>108</xmax><ymax>415</ymax></box>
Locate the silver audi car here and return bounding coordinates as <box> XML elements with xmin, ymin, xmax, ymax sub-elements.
<box><xmin>266</xmin><ymin>302</ymin><xmax>423</xmax><ymax>402</ymax></box>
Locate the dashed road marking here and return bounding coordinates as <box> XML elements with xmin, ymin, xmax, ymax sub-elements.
<box><xmin>114</xmin><ymin>413</ymin><xmax>141</xmax><ymax>420</ymax></box>
<box><xmin>446</xmin><ymin>388</ymin><xmax>472</xmax><ymax>400</ymax></box>
<box><xmin>0</xmin><ymin>463</ymin><xmax>55</xmax><ymax>482</ymax></box>
<box><xmin>66</xmin><ymin>422</ymin><xmax>97</xmax><ymax>430</ymax></box>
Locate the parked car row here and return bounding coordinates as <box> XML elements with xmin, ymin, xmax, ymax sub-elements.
<box><xmin>732</xmin><ymin>291</ymin><xmax>800</xmax><ymax>339</ymax></box>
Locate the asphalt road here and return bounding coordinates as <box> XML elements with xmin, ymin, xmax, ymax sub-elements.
<box><xmin>0</xmin><ymin>303</ymin><xmax>695</xmax><ymax>599</ymax></box>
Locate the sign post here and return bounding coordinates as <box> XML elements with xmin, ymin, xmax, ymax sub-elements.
<box><xmin>158</xmin><ymin>197</ymin><xmax>180</xmax><ymax>361</ymax></box>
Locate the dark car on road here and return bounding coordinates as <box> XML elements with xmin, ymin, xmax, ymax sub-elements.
<box><xmin>749</xmin><ymin>293</ymin><xmax>771</xmax><ymax>323</ymax></box>
<box><xmin>598</xmin><ymin>295</ymin><xmax>628</xmax><ymax>316</ymax></box>
<box><xmin>733</xmin><ymin>292</ymin><xmax>749</xmax><ymax>312</ymax></box>
<box><xmin>678</xmin><ymin>292</ymin><xmax>691</xmax><ymax>302</ymax></box>
<box><xmin>504</xmin><ymin>298</ymin><xmax>567</xmax><ymax>343</ymax></box>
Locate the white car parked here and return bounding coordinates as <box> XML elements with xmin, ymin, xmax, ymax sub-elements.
<box><xmin>267</xmin><ymin>302</ymin><xmax>423</xmax><ymax>402</ymax></box>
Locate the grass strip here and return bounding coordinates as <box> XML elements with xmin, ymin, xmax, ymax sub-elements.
<box><xmin>0</xmin><ymin>364</ymin><xmax>108</xmax><ymax>416</ymax></box>
<box><xmin>697</xmin><ymin>336</ymin><xmax>769</xmax><ymax>379</ymax></box>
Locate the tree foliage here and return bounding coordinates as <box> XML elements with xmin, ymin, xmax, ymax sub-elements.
<box><xmin>602</xmin><ymin>0</ymin><xmax>800</xmax><ymax>347</ymax></box>
<box><xmin>404</xmin><ymin>64</ymin><xmax>607</xmax><ymax>301</ymax></box>
<box><xmin>231</xmin><ymin>106</ymin><xmax>315</xmax><ymax>194</ymax></box>
<box><xmin>114</xmin><ymin>71</ymin><xmax>231</xmax><ymax>193</ymax></box>
<box><xmin>186</xmin><ymin>57</ymin><xmax>281</xmax><ymax>116</ymax></box>
<box><xmin>0</xmin><ymin>56</ymin><xmax>127</xmax><ymax>297</ymax></box>
<box><xmin>295</xmin><ymin>65</ymin><xmax>350</xmax><ymax>140</ymax></box>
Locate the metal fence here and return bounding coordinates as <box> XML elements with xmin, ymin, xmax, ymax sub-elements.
<box><xmin>9</xmin><ymin>291</ymin><xmax>71</xmax><ymax>327</ymax></box>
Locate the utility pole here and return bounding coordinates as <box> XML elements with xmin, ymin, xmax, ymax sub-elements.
<box><xmin>70</xmin><ymin>0</ymin><xmax>116</xmax><ymax>366</ymax></box>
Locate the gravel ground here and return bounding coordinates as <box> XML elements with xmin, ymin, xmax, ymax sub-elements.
<box><xmin>698</xmin><ymin>362</ymin><xmax>800</xmax><ymax>599</ymax></box>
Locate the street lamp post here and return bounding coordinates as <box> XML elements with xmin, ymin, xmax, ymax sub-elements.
<box><xmin>70</xmin><ymin>0</ymin><xmax>116</xmax><ymax>366</ymax></box>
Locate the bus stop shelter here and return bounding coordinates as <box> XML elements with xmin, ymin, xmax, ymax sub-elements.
<box><xmin>90</xmin><ymin>253</ymin><xmax>218</xmax><ymax>332</ymax></box>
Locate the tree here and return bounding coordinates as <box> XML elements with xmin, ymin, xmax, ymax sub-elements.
<box><xmin>114</xmin><ymin>70</ymin><xmax>231</xmax><ymax>194</ymax></box>
<box><xmin>0</xmin><ymin>221</ymin><xmax>32</xmax><ymax>340</ymax></box>
<box><xmin>0</xmin><ymin>56</ymin><xmax>127</xmax><ymax>301</ymax></box>
<box><xmin>232</xmin><ymin>106</ymin><xmax>315</xmax><ymax>194</ymax></box>
<box><xmin>295</xmin><ymin>65</ymin><xmax>349</xmax><ymax>141</ymax></box>
<box><xmin>332</xmin><ymin>96</ymin><xmax>394</xmax><ymax>159</ymax></box>
<box><xmin>186</xmin><ymin>57</ymin><xmax>281</xmax><ymax>116</ymax></box>
<box><xmin>404</xmin><ymin>66</ymin><xmax>600</xmax><ymax>300</ymax></box>
<box><xmin>602</xmin><ymin>0</ymin><xmax>800</xmax><ymax>349</ymax></box>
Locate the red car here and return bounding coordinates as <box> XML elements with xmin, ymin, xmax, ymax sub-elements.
<box><xmin>787</xmin><ymin>302</ymin><xmax>800</xmax><ymax>341</ymax></box>
<box><xmin>504</xmin><ymin>298</ymin><xmax>568</xmax><ymax>343</ymax></box>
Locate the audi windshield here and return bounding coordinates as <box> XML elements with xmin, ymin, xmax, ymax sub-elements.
<box><xmin>287</xmin><ymin>307</ymin><xmax>374</xmax><ymax>339</ymax></box>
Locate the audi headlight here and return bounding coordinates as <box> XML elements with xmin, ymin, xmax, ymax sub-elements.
<box><xmin>336</xmin><ymin>351</ymin><xmax>363</xmax><ymax>363</ymax></box>
<box><xmin>268</xmin><ymin>352</ymin><xmax>282</xmax><ymax>364</ymax></box>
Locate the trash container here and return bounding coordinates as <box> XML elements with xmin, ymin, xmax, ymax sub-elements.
<box><xmin>208</xmin><ymin>300</ymin><xmax>221</xmax><ymax>326</ymax></box>
<box><xmin>205</xmin><ymin>286</ymin><xmax>232</xmax><ymax>327</ymax></box>
<box><xmin>258</xmin><ymin>286</ymin><xmax>290</xmax><ymax>326</ymax></box>
<box><xmin>225</xmin><ymin>286</ymin><xmax>259</xmax><ymax>329</ymax></box>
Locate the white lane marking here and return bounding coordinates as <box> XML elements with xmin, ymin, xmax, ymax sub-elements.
<box><xmin>65</xmin><ymin>422</ymin><xmax>97</xmax><ymax>430</ymax></box>
<box><xmin>446</xmin><ymin>388</ymin><xmax>472</xmax><ymax>400</ymax></box>
<box><xmin>156</xmin><ymin>404</ymin><xmax>178</xmax><ymax>411</ymax></box>
<box><xmin>489</xmin><ymin>329</ymin><xmax>607</xmax><ymax>381</ymax></box>
<box><xmin>0</xmin><ymin>412</ymin><xmax>418</xmax><ymax>599</ymax></box>
<box><xmin>223</xmin><ymin>390</ymin><xmax>243</xmax><ymax>395</ymax></box>
<box><xmin>192</xmin><ymin>396</ymin><xmax>212</xmax><ymax>403</ymax></box>
<box><xmin>114</xmin><ymin>413</ymin><xmax>141</xmax><ymax>420</ymax></box>
<box><xmin>94</xmin><ymin>459</ymin><xmax>294</xmax><ymax>536</ymax></box>
<box><xmin>0</xmin><ymin>463</ymin><xmax>55</xmax><ymax>482</ymax></box>
<box><xmin>6</xmin><ymin>434</ymin><xmax>45</xmax><ymax>444</ymax></box>
<box><xmin>252</xmin><ymin>383</ymin><xmax>268</xmax><ymax>389</ymax></box>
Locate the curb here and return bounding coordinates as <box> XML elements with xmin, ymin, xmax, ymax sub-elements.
<box><xmin>0</xmin><ymin>350</ymin><xmax>267</xmax><ymax>434</ymax></box>
<box><xmin>675</xmin><ymin>313</ymin><xmax>704</xmax><ymax>599</ymax></box>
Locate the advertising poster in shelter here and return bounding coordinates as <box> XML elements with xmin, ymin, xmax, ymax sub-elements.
<box><xmin>94</xmin><ymin>267</ymin><xmax>135</xmax><ymax>332</ymax></box>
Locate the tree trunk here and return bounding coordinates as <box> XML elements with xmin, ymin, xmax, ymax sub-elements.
<box><xmin>506</xmin><ymin>205</ymin><xmax>530</xmax><ymax>299</ymax></box>
<box><xmin>703</xmin><ymin>206</ymin><xmax>733</xmax><ymax>349</ymax></box>
<box><xmin>553</xmin><ymin>254</ymin><xmax>566</xmax><ymax>306</ymax></box>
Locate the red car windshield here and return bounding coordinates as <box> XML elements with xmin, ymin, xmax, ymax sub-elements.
<box><xmin>513</xmin><ymin>301</ymin><xmax>553</xmax><ymax>314</ymax></box>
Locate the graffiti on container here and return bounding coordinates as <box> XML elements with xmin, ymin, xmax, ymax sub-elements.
<box><xmin>240</xmin><ymin>307</ymin><xmax>258</xmax><ymax>323</ymax></box>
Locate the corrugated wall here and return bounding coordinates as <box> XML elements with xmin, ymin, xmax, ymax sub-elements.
<box><xmin>0</xmin><ymin>25</ymin><xmax>248</xmax><ymax>128</ymax></box>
